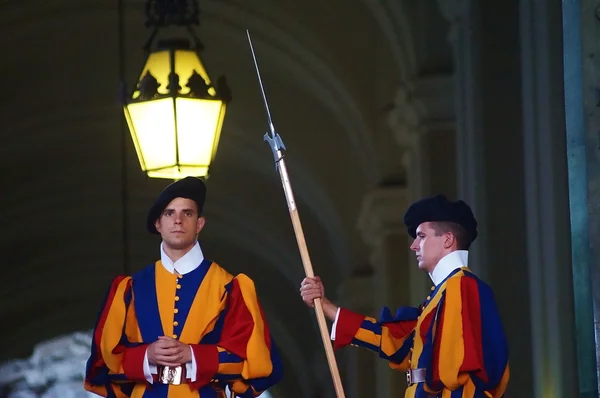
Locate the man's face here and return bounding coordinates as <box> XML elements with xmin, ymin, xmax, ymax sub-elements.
<box><xmin>154</xmin><ymin>197</ymin><xmax>205</xmax><ymax>251</ymax></box>
<box><xmin>409</xmin><ymin>222</ymin><xmax>447</xmax><ymax>273</ymax></box>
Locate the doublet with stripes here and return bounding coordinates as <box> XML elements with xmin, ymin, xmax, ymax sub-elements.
<box><xmin>334</xmin><ymin>267</ymin><xmax>510</xmax><ymax>398</ymax></box>
<box><xmin>84</xmin><ymin>260</ymin><xmax>283</xmax><ymax>398</ymax></box>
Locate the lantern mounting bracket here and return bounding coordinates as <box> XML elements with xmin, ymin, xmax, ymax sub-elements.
<box><xmin>145</xmin><ymin>0</ymin><xmax>199</xmax><ymax>29</ymax></box>
<box><xmin>143</xmin><ymin>0</ymin><xmax>204</xmax><ymax>52</ymax></box>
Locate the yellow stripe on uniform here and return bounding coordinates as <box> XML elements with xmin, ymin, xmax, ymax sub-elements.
<box><xmin>380</xmin><ymin>327</ymin><xmax>409</xmax><ymax>358</ymax></box>
<box><xmin>180</xmin><ymin>264</ymin><xmax>231</xmax><ymax>343</ymax></box>
<box><xmin>493</xmin><ymin>365</ymin><xmax>510</xmax><ymax>398</ymax></box>
<box><xmin>438</xmin><ymin>276</ymin><xmax>466</xmax><ymax>390</ymax></box>
<box><xmin>100</xmin><ymin>277</ymin><xmax>132</xmax><ymax>375</ymax></box>
<box><xmin>354</xmin><ymin>326</ymin><xmax>381</xmax><ymax>347</ymax></box>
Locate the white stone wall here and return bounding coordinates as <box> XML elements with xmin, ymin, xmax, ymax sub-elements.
<box><xmin>0</xmin><ymin>331</ymin><xmax>273</xmax><ymax>398</ymax></box>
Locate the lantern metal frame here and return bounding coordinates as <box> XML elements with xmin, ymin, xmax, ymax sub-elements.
<box><xmin>122</xmin><ymin>0</ymin><xmax>231</xmax><ymax>179</ymax></box>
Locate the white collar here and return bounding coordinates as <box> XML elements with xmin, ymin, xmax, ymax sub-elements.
<box><xmin>429</xmin><ymin>250</ymin><xmax>469</xmax><ymax>286</ymax></box>
<box><xmin>160</xmin><ymin>241</ymin><xmax>205</xmax><ymax>275</ymax></box>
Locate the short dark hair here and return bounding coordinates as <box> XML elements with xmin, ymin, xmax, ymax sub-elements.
<box><xmin>430</xmin><ymin>221</ymin><xmax>471</xmax><ymax>250</ymax></box>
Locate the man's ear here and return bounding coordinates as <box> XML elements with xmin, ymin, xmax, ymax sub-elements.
<box><xmin>154</xmin><ymin>218</ymin><xmax>161</xmax><ymax>233</ymax></box>
<box><xmin>196</xmin><ymin>216</ymin><xmax>206</xmax><ymax>234</ymax></box>
<box><xmin>445</xmin><ymin>232</ymin><xmax>455</xmax><ymax>248</ymax></box>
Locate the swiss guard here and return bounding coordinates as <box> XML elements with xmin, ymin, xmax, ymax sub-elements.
<box><xmin>300</xmin><ymin>194</ymin><xmax>510</xmax><ymax>398</ymax></box>
<box><xmin>84</xmin><ymin>177</ymin><xmax>283</xmax><ymax>398</ymax></box>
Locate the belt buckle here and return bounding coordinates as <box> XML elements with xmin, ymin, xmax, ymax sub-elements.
<box><xmin>405</xmin><ymin>369</ymin><xmax>412</xmax><ymax>385</ymax></box>
<box><xmin>158</xmin><ymin>365</ymin><xmax>182</xmax><ymax>385</ymax></box>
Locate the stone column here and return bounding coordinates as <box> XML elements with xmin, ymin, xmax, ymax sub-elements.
<box><xmin>436</xmin><ymin>0</ymin><xmax>488</xmax><ymax>280</ymax></box>
<box><xmin>519</xmin><ymin>1</ymin><xmax>581</xmax><ymax>397</ymax></box>
<box><xmin>562</xmin><ymin>0</ymin><xmax>600</xmax><ymax>396</ymax></box>
<box><xmin>356</xmin><ymin>186</ymin><xmax>410</xmax><ymax>398</ymax></box>
<box><xmin>436</xmin><ymin>0</ymin><xmax>536</xmax><ymax>396</ymax></box>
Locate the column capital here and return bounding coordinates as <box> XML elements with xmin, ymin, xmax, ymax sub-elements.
<box><xmin>357</xmin><ymin>186</ymin><xmax>408</xmax><ymax>247</ymax></box>
<box><xmin>386</xmin><ymin>86</ymin><xmax>421</xmax><ymax>146</ymax></box>
<box><xmin>386</xmin><ymin>75</ymin><xmax>454</xmax><ymax>201</ymax></box>
<box><xmin>387</xmin><ymin>75</ymin><xmax>454</xmax><ymax>148</ymax></box>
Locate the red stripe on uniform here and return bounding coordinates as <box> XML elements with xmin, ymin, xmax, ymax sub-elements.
<box><xmin>431</xmin><ymin>307</ymin><xmax>444</xmax><ymax>384</ymax></box>
<box><xmin>122</xmin><ymin>344</ymin><xmax>150</xmax><ymax>382</ymax></box>
<box><xmin>90</xmin><ymin>276</ymin><xmax>129</xmax><ymax>372</ymax></box>
<box><xmin>459</xmin><ymin>276</ymin><xmax>487</xmax><ymax>382</ymax></box>
<box><xmin>189</xmin><ymin>343</ymin><xmax>219</xmax><ymax>389</ymax></box>
<box><xmin>334</xmin><ymin>308</ymin><xmax>366</xmax><ymax>350</ymax></box>
<box><xmin>218</xmin><ymin>278</ymin><xmax>255</xmax><ymax>358</ymax></box>
<box><xmin>384</xmin><ymin>320</ymin><xmax>418</xmax><ymax>339</ymax></box>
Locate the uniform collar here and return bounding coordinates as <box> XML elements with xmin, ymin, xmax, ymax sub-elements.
<box><xmin>429</xmin><ymin>250</ymin><xmax>469</xmax><ymax>286</ymax></box>
<box><xmin>160</xmin><ymin>241</ymin><xmax>204</xmax><ymax>275</ymax></box>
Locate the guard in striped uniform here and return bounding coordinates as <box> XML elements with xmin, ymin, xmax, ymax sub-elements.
<box><xmin>300</xmin><ymin>194</ymin><xmax>509</xmax><ymax>398</ymax></box>
<box><xmin>84</xmin><ymin>177</ymin><xmax>282</xmax><ymax>397</ymax></box>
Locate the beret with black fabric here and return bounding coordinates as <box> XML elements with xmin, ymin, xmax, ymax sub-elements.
<box><xmin>403</xmin><ymin>194</ymin><xmax>478</xmax><ymax>247</ymax></box>
<box><xmin>146</xmin><ymin>176</ymin><xmax>207</xmax><ymax>234</ymax></box>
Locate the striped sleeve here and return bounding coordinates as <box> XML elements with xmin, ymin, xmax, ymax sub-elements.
<box><xmin>84</xmin><ymin>275</ymin><xmax>143</xmax><ymax>398</ymax></box>
<box><xmin>189</xmin><ymin>274</ymin><xmax>283</xmax><ymax>396</ymax></box>
<box><xmin>430</xmin><ymin>274</ymin><xmax>510</xmax><ymax>396</ymax></box>
<box><xmin>334</xmin><ymin>306</ymin><xmax>419</xmax><ymax>370</ymax></box>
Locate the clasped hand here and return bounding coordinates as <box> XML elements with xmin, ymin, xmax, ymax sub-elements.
<box><xmin>147</xmin><ymin>336</ymin><xmax>191</xmax><ymax>367</ymax></box>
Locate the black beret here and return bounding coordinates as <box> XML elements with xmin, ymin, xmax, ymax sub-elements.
<box><xmin>146</xmin><ymin>177</ymin><xmax>207</xmax><ymax>234</ymax></box>
<box><xmin>403</xmin><ymin>194</ymin><xmax>478</xmax><ymax>246</ymax></box>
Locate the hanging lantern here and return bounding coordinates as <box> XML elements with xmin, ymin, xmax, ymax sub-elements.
<box><xmin>124</xmin><ymin>38</ymin><xmax>231</xmax><ymax>179</ymax></box>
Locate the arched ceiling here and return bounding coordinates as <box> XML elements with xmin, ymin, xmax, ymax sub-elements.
<box><xmin>0</xmin><ymin>0</ymin><xmax>451</xmax><ymax>396</ymax></box>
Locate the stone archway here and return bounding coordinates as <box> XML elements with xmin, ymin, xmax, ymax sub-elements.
<box><xmin>0</xmin><ymin>0</ymin><xmax>440</xmax><ymax>397</ymax></box>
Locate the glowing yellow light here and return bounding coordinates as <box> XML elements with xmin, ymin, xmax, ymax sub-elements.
<box><xmin>123</xmin><ymin>39</ymin><xmax>230</xmax><ymax>179</ymax></box>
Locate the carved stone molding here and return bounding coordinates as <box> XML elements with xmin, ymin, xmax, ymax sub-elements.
<box><xmin>387</xmin><ymin>75</ymin><xmax>454</xmax><ymax>147</ymax></box>
<box><xmin>386</xmin><ymin>86</ymin><xmax>422</xmax><ymax>146</ymax></box>
<box><xmin>356</xmin><ymin>186</ymin><xmax>408</xmax><ymax>248</ymax></box>
<box><xmin>436</xmin><ymin>0</ymin><xmax>468</xmax><ymax>44</ymax></box>
<box><xmin>361</xmin><ymin>0</ymin><xmax>416</xmax><ymax>80</ymax></box>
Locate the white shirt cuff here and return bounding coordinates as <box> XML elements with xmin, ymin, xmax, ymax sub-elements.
<box><xmin>186</xmin><ymin>346</ymin><xmax>197</xmax><ymax>382</ymax></box>
<box><xmin>142</xmin><ymin>346</ymin><xmax>196</xmax><ymax>383</ymax></box>
<box><xmin>143</xmin><ymin>349</ymin><xmax>156</xmax><ymax>384</ymax></box>
<box><xmin>330</xmin><ymin>308</ymin><xmax>341</xmax><ymax>340</ymax></box>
